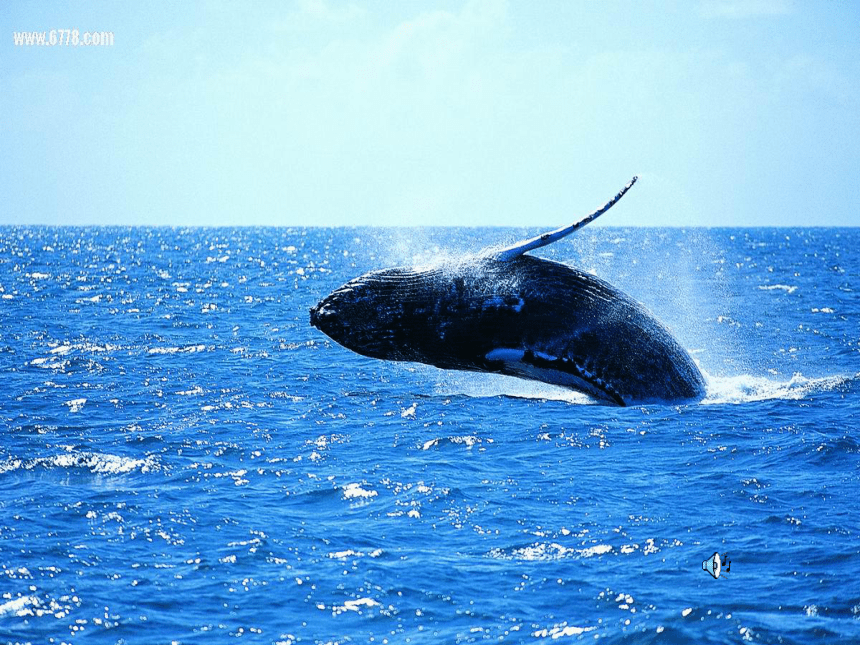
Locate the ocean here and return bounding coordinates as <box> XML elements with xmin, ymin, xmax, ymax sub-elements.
<box><xmin>0</xmin><ymin>226</ymin><xmax>858</xmax><ymax>644</ymax></box>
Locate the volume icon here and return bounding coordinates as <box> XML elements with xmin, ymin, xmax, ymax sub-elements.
<box><xmin>702</xmin><ymin>552</ymin><xmax>730</xmax><ymax>579</ymax></box>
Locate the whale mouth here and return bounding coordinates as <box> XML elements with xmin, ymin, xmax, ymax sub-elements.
<box><xmin>309</xmin><ymin>300</ymin><xmax>346</xmax><ymax>340</ymax></box>
<box><xmin>309</xmin><ymin>302</ymin><xmax>330</xmax><ymax>331</ymax></box>
<box><xmin>485</xmin><ymin>348</ymin><xmax>626</xmax><ymax>406</ymax></box>
<box><xmin>309</xmin><ymin>303</ymin><xmax>324</xmax><ymax>329</ymax></box>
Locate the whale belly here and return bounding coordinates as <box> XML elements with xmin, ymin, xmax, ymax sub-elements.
<box><xmin>485</xmin><ymin>347</ymin><xmax>626</xmax><ymax>405</ymax></box>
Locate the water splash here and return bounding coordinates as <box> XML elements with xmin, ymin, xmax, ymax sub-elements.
<box><xmin>432</xmin><ymin>368</ymin><xmax>854</xmax><ymax>406</ymax></box>
<box><xmin>702</xmin><ymin>371</ymin><xmax>855</xmax><ymax>405</ymax></box>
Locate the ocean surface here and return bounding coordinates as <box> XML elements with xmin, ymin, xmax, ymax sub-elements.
<box><xmin>0</xmin><ymin>226</ymin><xmax>858</xmax><ymax>644</ymax></box>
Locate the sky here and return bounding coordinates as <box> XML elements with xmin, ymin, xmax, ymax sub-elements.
<box><xmin>1</xmin><ymin>0</ymin><xmax>858</xmax><ymax>227</ymax></box>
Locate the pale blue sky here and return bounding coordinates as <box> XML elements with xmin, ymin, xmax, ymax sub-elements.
<box><xmin>2</xmin><ymin>0</ymin><xmax>858</xmax><ymax>227</ymax></box>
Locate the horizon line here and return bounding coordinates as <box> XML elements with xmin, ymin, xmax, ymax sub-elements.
<box><xmin>0</xmin><ymin>223</ymin><xmax>857</xmax><ymax>230</ymax></box>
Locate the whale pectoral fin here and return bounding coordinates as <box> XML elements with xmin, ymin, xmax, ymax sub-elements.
<box><xmin>484</xmin><ymin>348</ymin><xmax>626</xmax><ymax>406</ymax></box>
<box><xmin>492</xmin><ymin>176</ymin><xmax>638</xmax><ymax>262</ymax></box>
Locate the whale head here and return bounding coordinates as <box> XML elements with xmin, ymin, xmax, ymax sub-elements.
<box><xmin>310</xmin><ymin>267</ymin><xmax>429</xmax><ymax>362</ymax></box>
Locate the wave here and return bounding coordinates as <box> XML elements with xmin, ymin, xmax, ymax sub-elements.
<box><xmin>487</xmin><ymin>541</ymin><xmax>614</xmax><ymax>561</ymax></box>
<box><xmin>421</xmin><ymin>435</ymin><xmax>491</xmax><ymax>450</ymax></box>
<box><xmin>0</xmin><ymin>451</ymin><xmax>159</xmax><ymax>476</ymax></box>
<box><xmin>432</xmin><ymin>368</ymin><xmax>855</xmax><ymax>406</ymax></box>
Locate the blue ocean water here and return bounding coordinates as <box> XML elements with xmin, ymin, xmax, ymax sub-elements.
<box><xmin>0</xmin><ymin>226</ymin><xmax>858</xmax><ymax>644</ymax></box>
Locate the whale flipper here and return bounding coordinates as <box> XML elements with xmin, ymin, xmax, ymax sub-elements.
<box><xmin>484</xmin><ymin>347</ymin><xmax>627</xmax><ymax>406</ymax></box>
<box><xmin>492</xmin><ymin>176</ymin><xmax>638</xmax><ymax>262</ymax></box>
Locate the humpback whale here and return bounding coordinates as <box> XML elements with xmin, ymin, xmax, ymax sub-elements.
<box><xmin>310</xmin><ymin>177</ymin><xmax>706</xmax><ymax>406</ymax></box>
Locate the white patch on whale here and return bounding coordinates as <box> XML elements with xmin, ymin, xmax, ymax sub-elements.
<box><xmin>484</xmin><ymin>348</ymin><xmax>624</xmax><ymax>405</ymax></box>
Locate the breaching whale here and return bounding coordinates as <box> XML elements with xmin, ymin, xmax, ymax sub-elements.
<box><xmin>309</xmin><ymin>177</ymin><xmax>706</xmax><ymax>406</ymax></box>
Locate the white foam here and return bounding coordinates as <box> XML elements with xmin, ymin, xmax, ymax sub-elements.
<box><xmin>533</xmin><ymin>624</ymin><xmax>596</xmax><ymax>639</ymax></box>
<box><xmin>18</xmin><ymin>451</ymin><xmax>160</xmax><ymax>475</ymax></box>
<box><xmin>176</xmin><ymin>385</ymin><xmax>204</xmax><ymax>396</ymax></box>
<box><xmin>328</xmin><ymin>549</ymin><xmax>382</xmax><ymax>559</ymax></box>
<box><xmin>0</xmin><ymin>596</ymin><xmax>40</xmax><ymax>617</ymax></box>
<box><xmin>65</xmin><ymin>398</ymin><xmax>87</xmax><ymax>413</ymax></box>
<box><xmin>0</xmin><ymin>458</ymin><xmax>23</xmax><ymax>474</ymax></box>
<box><xmin>341</xmin><ymin>483</ymin><xmax>377</xmax><ymax>499</ymax></box>
<box><xmin>47</xmin><ymin>342</ymin><xmax>119</xmax><ymax>355</ymax></box>
<box><xmin>422</xmin><ymin>435</ymin><xmax>488</xmax><ymax>450</ymax></box>
<box><xmin>580</xmin><ymin>543</ymin><xmax>613</xmax><ymax>558</ymax></box>
<box><xmin>147</xmin><ymin>344</ymin><xmax>206</xmax><ymax>355</ymax></box>
<box><xmin>341</xmin><ymin>598</ymin><xmax>379</xmax><ymax>611</ymax></box>
<box><xmin>702</xmin><ymin>371</ymin><xmax>853</xmax><ymax>405</ymax></box>
<box><xmin>436</xmin><ymin>367</ymin><xmax>852</xmax><ymax>407</ymax></box>
<box><xmin>758</xmin><ymin>284</ymin><xmax>798</xmax><ymax>294</ymax></box>
<box><xmin>30</xmin><ymin>357</ymin><xmax>67</xmax><ymax>370</ymax></box>
<box><xmin>330</xmin><ymin>597</ymin><xmax>380</xmax><ymax>615</ymax></box>
<box><xmin>490</xmin><ymin>542</ymin><xmax>613</xmax><ymax>561</ymax></box>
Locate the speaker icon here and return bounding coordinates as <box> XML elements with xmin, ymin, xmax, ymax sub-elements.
<box><xmin>702</xmin><ymin>552</ymin><xmax>730</xmax><ymax>579</ymax></box>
